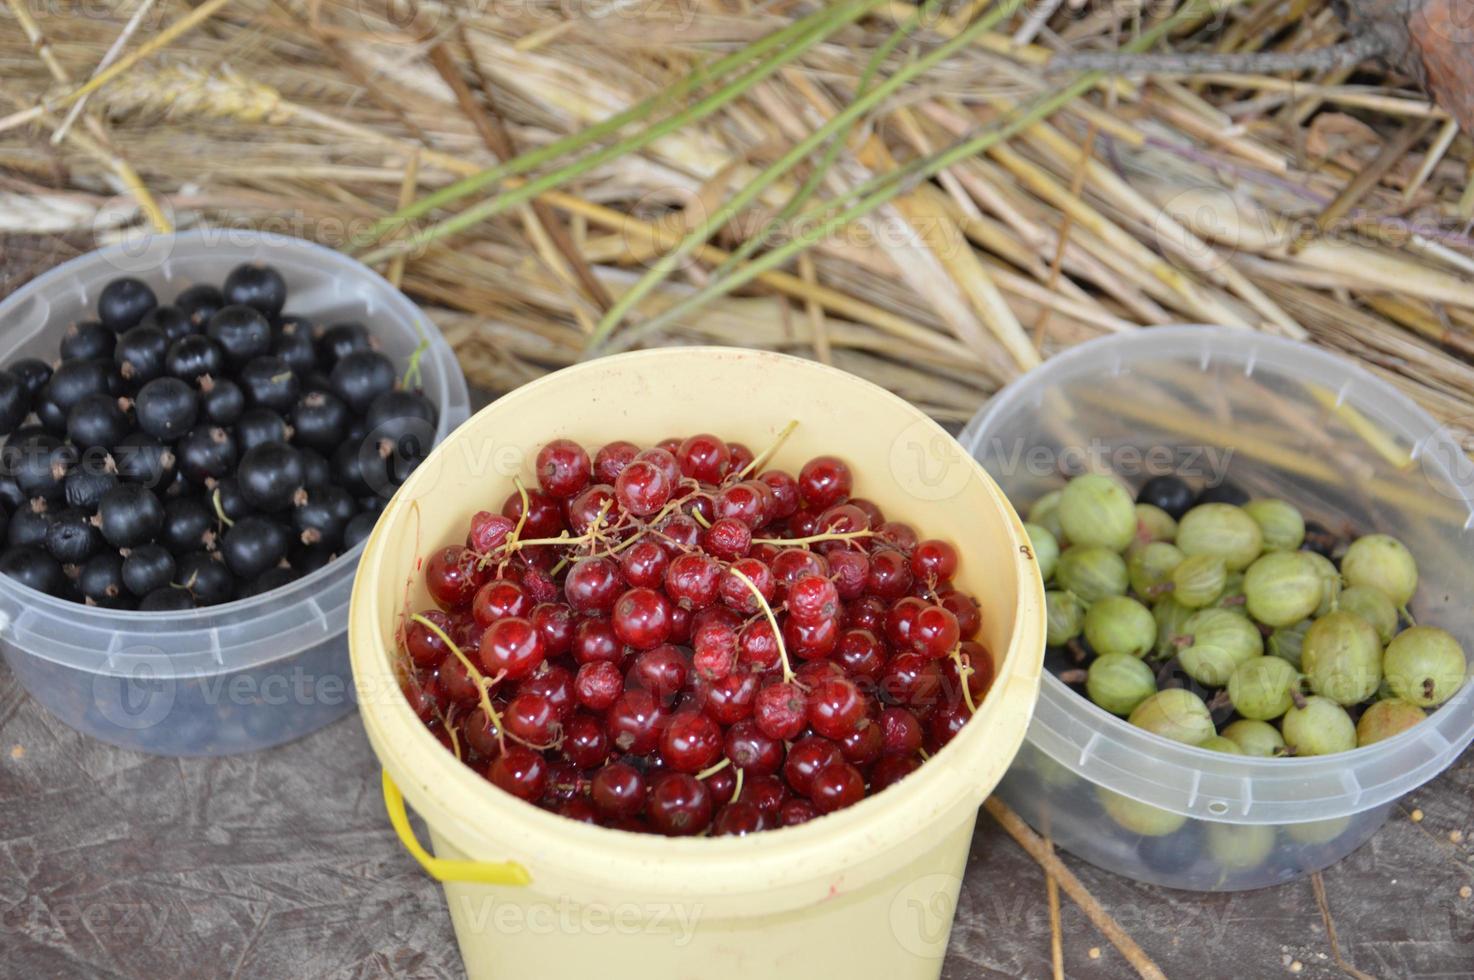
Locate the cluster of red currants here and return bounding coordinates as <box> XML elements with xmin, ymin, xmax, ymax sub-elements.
<box><xmin>400</xmin><ymin>432</ymin><xmax>991</xmax><ymax>836</ymax></box>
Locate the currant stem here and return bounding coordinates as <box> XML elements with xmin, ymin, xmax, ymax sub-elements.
<box><xmin>696</xmin><ymin>757</ymin><xmax>732</xmax><ymax>780</ymax></box>
<box><xmin>510</xmin><ymin>475</ymin><xmax>530</xmax><ymax>543</ymax></box>
<box><xmin>410</xmin><ymin>612</ymin><xmax>507</xmax><ymax>753</ymax></box>
<box><xmin>752</xmin><ymin>528</ymin><xmax>873</xmax><ymax>547</ymax></box>
<box><xmin>737</xmin><ymin>419</ymin><xmax>799</xmax><ymax>480</ymax></box>
<box><xmin>211</xmin><ymin>488</ymin><xmax>234</xmax><ymax>528</ymax></box>
<box><xmin>950</xmin><ymin>645</ymin><xmax>979</xmax><ymax>715</ymax></box>
<box><xmin>727</xmin><ymin>566</ymin><xmax>794</xmax><ymax>684</ymax></box>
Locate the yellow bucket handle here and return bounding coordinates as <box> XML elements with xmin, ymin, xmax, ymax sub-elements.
<box><xmin>382</xmin><ymin>769</ymin><xmax>532</xmax><ymax>886</ymax></box>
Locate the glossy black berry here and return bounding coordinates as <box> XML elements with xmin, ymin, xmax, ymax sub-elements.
<box><xmin>1195</xmin><ymin>481</ymin><xmax>1249</xmax><ymax>507</ymax></box>
<box><xmin>7</xmin><ymin>501</ymin><xmax>54</xmax><ymax>549</ymax></box>
<box><xmin>0</xmin><ymin>478</ymin><xmax>22</xmax><ymax>514</ymax></box>
<box><xmin>315</xmin><ymin>321</ymin><xmax>373</xmax><ymax>371</ymax></box>
<box><xmin>112</xmin><ymin>432</ymin><xmax>176</xmax><ymax>488</ymax></box>
<box><xmin>79</xmin><ymin>552</ymin><xmax>130</xmax><ymax>608</ymax></box>
<box><xmin>298</xmin><ymin>448</ymin><xmax>331</xmax><ymax>489</ymax></box>
<box><xmin>60</xmin><ymin>321</ymin><xmax>116</xmax><ymax>362</ymax></box>
<box><xmin>357</xmin><ymin>494</ymin><xmax>387</xmax><ymax>516</ymax></box>
<box><xmin>95</xmin><ymin>484</ymin><xmax>164</xmax><ymax>547</ymax></box>
<box><xmin>0</xmin><ymin>546</ymin><xmax>67</xmax><ymax>596</ymax></box>
<box><xmin>45</xmin><ymin>358</ymin><xmax>114</xmax><ymax>413</ymax></box>
<box><xmin>343</xmin><ymin>511</ymin><xmax>377</xmax><ymax>550</ymax></box>
<box><xmin>6</xmin><ymin>432</ymin><xmax>76</xmax><ymax>501</ymax></box>
<box><xmin>273</xmin><ymin>319</ymin><xmax>317</xmax><ymax>375</ymax></box>
<box><xmin>139</xmin><ymin>304</ymin><xmax>193</xmax><ymax>344</ymax></box>
<box><xmin>221</xmin><ymin>515</ymin><xmax>292</xmax><ymax>579</ymax></box>
<box><xmin>242</xmin><ymin>566</ymin><xmax>299</xmax><ymax>597</ymax></box>
<box><xmin>366</xmin><ymin>390</ymin><xmax>437</xmax><ymax>483</ymax></box>
<box><xmin>121</xmin><ymin>543</ymin><xmax>177</xmax><ymax>597</ymax></box>
<box><xmin>239</xmin><ymin>355</ymin><xmax>300</xmax><ymax>413</ymax></box>
<box><xmin>114</xmin><ymin>325</ymin><xmax>169</xmax><ymax>385</ymax></box>
<box><xmin>177</xmin><ymin>551</ymin><xmax>233</xmax><ymax>605</ymax></box>
<box><xmin>141</xmin><ymin>586</ymin><xmax>195</xmax><ymax>611</ymax></box>
<box><xmin>206</xmin><ymin>305</ymin><xmax>272</xmax><ymax>366</ymax></box>
<box><xmin>135</xmin><ymin>377</ymin><xmax>198</xmax><ymax>440</ymax></box>
<box><xmin>34</xmin><ymin>400</ymin><xmax>68</xmax><ymax>437</ymax></box>
<box><xmin>222</xmin><ymin>263</ymin><xmax>287</xmax><ymax>317</ymax></box>
<box><xmin>1136</xmin><ymin>475</ymin><xmax>1195</xmax><ymax>520</ymax></box>
<box><xmin>66</xmin><ymin>392</ymin><xmax>130</xmax><ymax>451</ymax></box>
<box><xmin>162</xmin><ymin>495</ymin><xmax>217</xmax><ymax>553</ymax></box>
<box><xmin>65</xmin><ymin>464</ymin><xmax>118</xmax><ymax>512</ymax></box>
<box><xmin>331</xmin><ymin>440</ymin><xmax>374</xmax><ymax>497</ymax></box>
<box><xmin>177</xmin><ymin>425</ymin><xmax>238</xmax><ymax>485</ymax></box>
<box><xmin>200</xmin><ymin>377</ymin><xmax>245</xmax><ymax>426</ymax></box>
<box><xmin>45</xmin><ymin>507</ymin><xmax>103</xmax><ymax>564</ymax></box>
<box><xmin>165</xmin><ymin>334</ymin><xmax>225</xmax><ymax>383</ymax></box>
<box><xmin>97</xmin><ymin>277</ymin><xmax>157</xmax><ymax>332</ymax></box>
<box><xmin>329</xmin><ymin>350</ymin><xmax>395</xmax><ymax>414</ymax></box>
<box><xmin>0</xmin><ymin>369</ymin><xmax>30</xmax><ymax>436</ymax></box>
<box><xmin>210</xmin><ymin>478</ymin><xmax>252</xmax><ymax>523</ymax></box>
<box><xmin>235</xmin><ymin>408</ymin><xmax>289</xmax><ymax>454</ymax></box>
<box><xmin>294</xmin><ymin>542</ymin><xmax>338</xmax><ymax>573</ymax></box>
<box><xmin>290</xmin><ymin>391</ymin><xmax>349</xmax><ymax>453</ymax></box>
<box><xmin>237</xmin><ymin>441</ymin><xmax>305</xmax><ymax>513</ymax></box>
<box><xmin>8</xmin><ymin>358</ymin><xmax>53</xmax><ymax>399</ymax></box>
<box><xmin>292</xmin><ymin>484</ymin><xmax>355</xmax><ymax>548</ymax></box>
<box><xmin>175</xmin><ymin>284</ymin><xmax>224</xmax><ymax>327</ymax></box>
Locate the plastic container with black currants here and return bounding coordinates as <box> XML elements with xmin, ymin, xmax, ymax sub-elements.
<box><xmin>0</xmin><ymin>232</ymin><xmax>468</xmax><ymax>755</ymax></box>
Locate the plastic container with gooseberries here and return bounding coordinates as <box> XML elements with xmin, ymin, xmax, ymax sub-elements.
<box><xmin>0</xmin><ymin>231</ymin><xmax>469</xmax><ymax>755</ymax></box>
<box><xmin>960</xmin><ymin>326</ymin><xmax>1474</xmax><ymax>891</ymax></box>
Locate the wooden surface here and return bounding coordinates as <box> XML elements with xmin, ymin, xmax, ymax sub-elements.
<box><xmin>2</xmin><ymin>243</ymin><xmax>1473</xmax><ymax>979</ymax></box>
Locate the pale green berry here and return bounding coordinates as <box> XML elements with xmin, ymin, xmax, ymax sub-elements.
<box><xmin>1334</xmin><ymin>585</ymin><xmax>1398</xmax><ymax>645</ymax></box>
<box><xmin>1341</xmin><ymin>533</ymin><xmax>1418</xmax><ymax>607</ymax></box>
<box><xmin>1179</xmin><ymin>608</ymin><xmax>1263</xmax><ymax>686</ymax></box>
<box><xmin>1355</xmin><ymin>698</ymin><xmax>1425</xmax><ymax>746</ymax></box>
<box><xmin>1207</xmin><ymin>823</ymin><xmax>1275</xmax><ymax>871</ymax></box>
<box><xmin>1242</xmin><ymin>499</ymin><xmax>1306</xmax><ymax>552</ymax></box>
<box><xmin>1176</xmin><ymin>503</ymin><xmax>1264</xmax><ymax>571</ymax></box>
<box><xmin>1281</xmin><ymin>696</ymin><xmax>1356</xmax><ymax>756</ymax></box>
<box><xmin>1221</xmin><ymin>719</ymin><xmax>1285</xmax><ymax>757</ymax></box>
<box><xmin>1056</xmin><ymin>546</ymin><xmax>1128</xmax><ymax>603</ymax></box>
<box><xmin>1199</xmin><ymin>735</ymin><xmax>1244</xmax><ymax>755</ymax></box>
<box><xmin>1084</xmin><ymin>595</ymin><xmax>1156</xmax><ymax>658</ymax></box>
<box><xmin>1243</xmin><ymin>551</ymin><xmax>1322</xmax><ymax>628</ymax></box>
<box><xmin>1286</xmin><ymin>816</ymin><xmax>1351</xmax><ymax>845</ymax></box>
<box><xmin>1134</xmin><ymin>503</ymin><xmax>1178</xmax><ymax>544</ymax></box>
<box><xmin>1086</xmin><ymin>653</ymin><xmax>1157</xmax><ymax>716</ymax></box>
<box><xmin>1212</xmin><ymin>570</ymin><xmax>1247</xmax><ymax>611</ymax></box>
<box><xmin>1128</xmin><ymin>541</ymin><xmax>1185</xmax><ymax>599</ymax></box>
<box><xmin>1227</xmin><ymin>656</ymin><xmax>1301</xmax><ymax>721</ymax></box>
<box><xmin>1303</xmin><ymin>550</ymin><xmax>1343</xmax><ymax>617</ymax></box>
<box><xmin>1027</xmin><ymin>489</ymin><xmax>1067</xmax><ymax>545</ymax></box>
<box><xmin>1025</xmin><ymin>522</ymin><xmax>1060</xmax><ymax>584</ymax></box>
<box><xmin>1268</xmin><ymin>620</ymin><xmax>1311</xmax><ymax>670</ymax></box>
<box><xmin>1152</xmin><ymin>597</ymin><xmax>1194</xmax><ymax>659</ymax></box>
<box><xmin>1302</xmin><ymin>611</ymin><xmax>1383</xmax><ymax>706</ymax></box>
<box><xmin>1045</xmin><ymin>590</ymin><xmax>1086</xmax><ymax>647</ymax></box>
<box><xmin>1383</xmin><ymin>626</ymin><xmax>1466</xmax><ymax>707</ymax></box>
<box><xmin>1171</xmin><ymin>553</ymin><xmax>1228</xmax><ymax>608</ymax></box>
<box><xmin>1097</xmin><ymin>787</ymin><xmax>1187</xmax><ymax>836</ymax></box>
<box><xmin>1058</xmin><ymin>474</ymin><xmax>1137</xmax><ymax>552</ymax></box>
<box><xmin>1129</xmin><ymin>689</ymin><xmax>1215</xmax><ymax>745</ymax></box>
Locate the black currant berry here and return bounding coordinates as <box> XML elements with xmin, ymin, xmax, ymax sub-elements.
<box><xmin>290</xmin><ymin>391</ymin><xmax>349</xmax><ymax>453</ymax></box>
<box><xmin>273</xmin><ymin>319</ymin><xmax>317</xmax><ymax>375</ymax></box>
<box><xmin>235</xmin><ymin>408</ymin><xmax>289</xmax><ymax>454</ymax></box>
<box><xmin>199</xmin><ymin>377</ymin><xmax>245</xmax><ymax>426</ymax></box>
<box><xmin>298</xmin><ymin>448</ymin><xmax>331</xmax><ymax>489</ymax></box>
<box><xmin>177</xmin><ymin>425</ymin><xmax>238</xmax><ymax>485</ymax></box>
<box><xmin>8</xmin><ymin>358</ymin><xmax>53</xmax><ymax>399</ymax></box>
<box><xmin>293</xmin><ymin>542</ymin><xmax>339</xmax><ymax>573</ymax></box>
<box><xmin>1195</xmin><ymin>481</ymin><xmax>1249</xmax><ymax>507</ymax></box>
<box><xmin>60</xmin><ymin>321</ymin><xmax>116</xmax><ymax>362</ymax></box>
<box><xmin>1137</xmin><ymin>474</ymin><xmax>1195</xmax><ymax>520</ymax></box>
<box><xmin>329</xmin><ymin>350</ymin><xmax>395</xmax><ymax>414</ymax></box>
<box><xmin>179</xmin><ymin>550</ymin><xmax>233</xmax><ymax>603</ymax></box>
<box><xmin>7</xmin><ymin>432</ymin><xmax>76</xmax><ymax>501</ymax></box>
<box><xmin>34</xmin><ymin>400</ymin><xmax>68</xmax><ymax>437</ymax></box>
<box><xmin>122</xmin><ymin>543</ymin><xmax>177</xmax><ymax>597</ymax></box>
<box><xmin>315</xmin><ymin>321</ymin><xmax>373</xmax><ymax>371</ymax></box>
<box><xmin>97</xmin><ymin>277</ymin><xmax>157</xmax><ymax>332</ymax></box>
<box><xmin>222</xmin><ymin>263</ymin><xmax>287</xmax><ymax>317</ymax></box>
<box><xmin>114</xmin><ymin>325</ymin><xmax>169</xmax><ymax>385</ymax></box>
<box><xmin>0</xmin><ymin>546</ymin><xmax>66</xmax><ymax>596</ymax></box>
<box><xmin>210</xmin><ymin>478</ymin><xmax>252</xmax><ymax>523</ymax></box>
<box><xmin>135</xmin><ymin>377</ymin><xmax>198</xmax><ymax>440</ymax></box>
<box><xmin>0</xmin><ymin>369</ymin><xmax>30</xmax><ymax>436</ymax></box>
<box><xmin>292</xmin><ymin>484</ymin><xmax>355</xmax><ymax>548</ymax></box>
<box><xmin>66</xmin><ymin>392</ymin><xmax>130</xmax><ymax>450</ymax></box>
<box><xmin>94</xmin><ymin>484</ymin><xmax>164</xmax><ymax>547</ymax></box>
<box><xmin>45</xmin><ymin>358</ymin><xmax>114</xmax><ymax>413</ymax></box>
<box><xmin>8</xmin><ymin>501</ymin><xmax>54</xmax><ymax>549</ymax></box>
<box><xmin>175</xmin><ymin>284</ymin><xmax>224</xmax><ymax>327</ymax></box>
<box><xmin>331</xmin><ymin>440</ymin><xmax>373</xmax><ymax>497</ymax></box>
<box><xmin>165</xmin><ymin>334</ymin><xmax>225</xmax><ymax>383</ymax></box>
<box><xmin>65</xmin><ymin>464</ymin><xmax>118</xmax><ymax>512</ymax></box>
<box><xmin>139</xmin><ymin>304</ymin><xmax>193</xmax><ymax>344</ymax></box>
<box><xmin>237</xmin><ymin>441</ymin><xmax>305</xmax><ymax>513</ymax></box>
<box><xmin>141</xmin><ymin>586</ymin><xmax>196</xmax><ymax>611</ymax></box>
<box><xmin>242</xmin><ymin>566</ymin><xmax>299</xmax><ymax>597</ymax></box>
<box><xmin>162</xmin><ymin>496</ymin><xmax>217</xmax><ymax>553</ymax></box>
<box><xmin>79</xmin><ymin>552</ymin><xmax>130</xmax><ymax>608</ymax></box>
<box><xmin>0</xmin><ymin>477</ymin><xmax>25</xmax><ymax>512</ymax></box>
<box><xmin>112</xmin><ymin>432</ymin><xmax>176</xmax><ymax>488</ymax></box>
<box><xmin>239</xmin><ymin>355</ymin><xmax>300</xmax><ymax>413</ymax></box>
<box><xmin>343</xmin><ymin>511</ymin><xmax>377</xmax><ymax>550</ymax></box>
<box><xmin>221</xmin><ymin>515</ymin><xmax>291</xmax><ymax>579</ymax></box>
<box><xmin>45</xmin><ymin>507</ymin><xmax>103</xmax><ymax>564</ymax></box>
<box><xmin>206</xmin><ymin>305</ymin><xmax>272</xmax><ymax>366</ymax></box>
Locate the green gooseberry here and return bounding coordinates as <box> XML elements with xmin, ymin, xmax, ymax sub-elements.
<box><xmin>1199</xmin><ymin>735</ymin><xmax>1244</xmax><ymax>755</ymax></box>
<box><xmin>1178</xmin><ymin>608</ymin><xmax>1263</xmax><ymax>686</ymax></box>
<box><xmin>1341</xmin><ymin>533</ymin><xmax>1418</xmax><ymax>607</ymax></box>
<box><xmin>1086</xmin><ymin>653</ymin><xmax>1157</xmax><ymax>716</ymax></box>
<box><xmin>1097</xmin><ymin>787</ymin><xmax>1187</xmax><ymax>836</ymax></box>
<box><xmin>1383</xmin><ymin>626</ymin><xmax>1467</xmax><ymax>707</ymax></box>
<box><xmin>1207</xmin><ymin>823</ymin><xmax>1276</xmax><ymax>871</ymax></box>
<box><xmin>1242</xmin><ymin>550</ymin><xmax>1323</xmax><ymax>628</ymax></box>
<box><xmin>1045</xmin><ymin>590</ymin><xmax>1086</xmax><ymax>647</ymax></box>
<box><xmin>1242</xmin><ymin>498</ymin><xmax>1306</xmax><ymax>552</ymax></box>
<box><xmin>1027</xmin><ymin>489</ymin><xmax>1067</xmax><ymax>544</ymax></box>
<box><xmin>1227</xmin><ymin>656</ymin><xmax>1301</xmax><ymax>721</ymax></box>
<box><xmin>1268</xmin><ymin>620</ymin><xmax>1311</xmax><ymax>670</ymax></box>
<box><xmin>1128</xmin><ymin>541</ymin><xmax>1184</xmax><ymax>599</ymax></box>
<box><xmin>1025</xmin><ymin>522</ymin><xmax>1060</xmax><ymax>584</ymax></box>
<box><xmin>1176</xmin><ymin>503</ymin><xmax>1264</xmax><ymax>571</ymax></box>
<box><xmin>1056</xmin><ymin>546</ymin><xmax>1129</xmax><ymax>603</ymax></box>
<box><xmin>1170</xmin><ymin>554</ymin><xmax>1228</xmax><ymax>608</ymax></box>
<box><xmin>1355</xmin><ymin>698</ymin><xmax>1426</xmax><ymax>746</ymax></box>
<box><xmin>1221</xmin><ymin>719</ymin><xmax>1285</xmax><ymax>757</ymax></box>
<box><xmin>1285</xmin><ymin>815</ymin><xmax>1351</xmax><ymax>845</ymax></box>
<box><xmin>1281</xmin><ymin>695</ymin><xmax>1356</xmax><ymax>756</ymax></box>
<box><xmin>1129</xmin><ymin>688</ymin><xmax>1215</xmax><ymax>745</ymax></box>
<box><xmin>1212</xmin><ymin>570</ymin><xmax>1246</xmax><ymax>610</ymax></box>
<box><xmin>1058</xmin><ymin>474</ymin><xmax>1137</xmax><ymax>552</ymax></box>
<box><xmin>1134</xmin><ymin>503</ymin><xmax>1178</xmax><ymax>544</ymax></box>
<box><xmin>1334</xmin><ymin>585</ymin><xmax>1399</xmax><ymax>645</ymax></box>
<box><xmin>1084</xmin><ymin>595</ymin><xmax>1156</xmax><ymax>658</ymax></box>
<box><xmin>1152</xmin><ymin>597</ymin><xmax>1194</xmax><ymax>659</ymax></box>
<box><xmin>1304</xmin><ymin>551</ymin><xmax>1344</xmax><ymax>617</ymax></box>
<box><xmin>1302</xmin><ymin>611</ymin><xmax>1383</xmax><ymax>706</ymax></box>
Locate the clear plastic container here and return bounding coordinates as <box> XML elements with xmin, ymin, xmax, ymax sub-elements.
<box><xmin>960</xmin><ymin>326</ymin><xmax>1474</xmax><ymax>891</ymax></box>
<box><xmin>0</xmin><ymin>230</ymin><xmax>470</xmax><ymax>755</ymax></box>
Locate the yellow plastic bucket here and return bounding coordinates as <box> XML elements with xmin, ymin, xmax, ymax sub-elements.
<box><xmin>349</xmin><ymin>348</ymin><xmax>1045</xmax><ymax>979</ymax></box>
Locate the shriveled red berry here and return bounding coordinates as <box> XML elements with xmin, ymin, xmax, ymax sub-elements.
<box><xmin>754</xmin><ymin>681</ymin><xmax>807</xmax><ymax>740</ymax></box>
<box><xmin>702</xmin><ymin>517</ymin><xmax>751</xmax><ymax>561</ymax></box>
<box><xmin>664</xmin><ymin>553</ymin><xmax>722</xmax><ymax>610</ymax></box>
<box><xmin>692</xmin><ymin>620</ymin><xmax>738</xmax><ymax>681</ymax></box>
<box><xmin>647</xmin><ymin>773</ymin><xmax>712</xmax><ymax>836</ymax></box>
<box><xmin>676</xmin><ymin>433</ymin><xmax>731</xmax><ymax>484</ymax></box>
<box><xmin>798</xmin><ymin>456</ymin><xmax>852</xmax><ymax>510</ymax></box>
<box><xmin>737</xmin><ymin>619</ymin><xmax>781</xmax><ymax>671</ymax></box>
<box><xmin>611</xmin><ymin>586</ymin><xmax>672</xmax><ymax>650</ymax></box>
<box><xmin>478</xmin><ymin>615</ymin><xmax>545</xmax><ymax>679</ymax></box>
<box><xmin>758</xmin><ymin>470</ymin><xmax>799</xmax><ymax>520</ymax></box>
<box><xmin>719</xmin><ymin>557</ymin><xmax>774</xmax><ymax>614</ymax></box>
<box><xmin>487</xmin><ymin>747</ymin><xmax>547</xmax><ymax>801</ymax></box>
<box><xmin>574</xmin><ymin>660</ymin><xmax>623</xmax><ymax>711</ymax></box>
<box><xmin>466</xmin><ymin>510</ymin><xmax>515</xmax><ymax>553</ymax></box>
<box><xmin>828</xmin><ymin>550</ymin><xmax>870</xmax><ymax>600</ymax></box>
<box><xmin>536</xmin><ymin>438</ymin><xmax>592</xmax><ymax>498</ymax></box>
<box><xmin>787</xmin><ymin>573</ymin><xmax>840</xmax><ymax>624</ymax></box>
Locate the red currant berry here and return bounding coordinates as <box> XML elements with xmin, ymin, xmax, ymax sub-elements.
<box><xmin>500</xmin><ymin>487</ymin><xmax>563</xmax><ymax>539</ymax></box>
<box><xmin>866</xmin><ymin>548</ymin><xmax>915</xmax><ymax>599</ymax></box>
<box><xmin>880</xmin><ymin>652</ymin><xmax>943</xmax><ymax>710</ymax></box>
<box><xmin>714</xmin><ymin>482</ymin><xmax>765</xmax><ymax>528</ymax></box>
<box><xmin>833</xmin><ymin>627</ymin><xmax>886</xmax><ymax>680</ymax></box>
<box><xmin>787</xmin><ymin>573</ymin><xmax>840</xmax><ymax>625</ymax></box>
<box><xmin>726</xmin><ymin>442</ymin><xmax>755</xmax><ymax>475</ymax></box>
<box><xmin>911</xmin><ymin>604</ymin><xmax>960</xmax><ymax>659</ymax></box>
<box><xmin>737</xmin><ymin>774</ymin><xmax>788</xmax><ymax>814</ymax></box>
<box><xmin>809</xmin><ymin>762</ymin><xmax>865</xmax><ymax>813</ymax></box>
<box><xmin>405</xmin><ymin>610</ymin><xmax>451</xmax><ymax>668</ymax></box>
<box><xmin>618</xmin><ymin>539</ymin><xmax>668</xmax><ymax>589</ymax></box>
<box><xmin>574</xmin><ymin>660</ymin><xmax>623</xmax><ymax>711</ymax></box>
<box><xmin>606</xmin><ymin>689</ymin><xmax>666</xmax><ymax>754</ymax></box>
<box><xmin>536</xmin><ymin>438</ymin><xmax>591</xmax><ymax>498</ymax></box>
<box><xmin>871</xmin><ymin>755</ymin><xmax>920</xmax><ymax>792</ymax></box>
<box><xmin>758</xmin><ymin>470</ymin><xmax>799</xmax><ymax>520</ymax></box>
<box><xmin>695</xmin><ymin>671</ymin><xmax>759</xmax><ymax>725</ymax></box>
<box><xmin>664</xmin><ymin>553</ymin><xmax>722</xmax><ymax>610</ymax></box>
<box><xmin>668</xmin><ymin>603</ymin><xmax>693</xmax><ymax>645</ymax></box>
<box><xmin>702</xmin><ymin>517</ymin><xmax>751</xmax><ymax>561</ymax></box>
<box><xmin>838</xmin><ymin>720</ymin><xmax>883</xmax><ymax>766</ymax></box>
<box><xmin>724</xmin><ymin>719</ymin><xmax>782</xmax><ymax>774</ymax></box>
<box><xmin>557</xmin><ymin>799</ymin><xmax>599</xmax><ymax>824</ymax></box>
<box><xmin>611</xmin><ymin>586</ymin><xmax>673</xmax><ymax>650</ymax></box>
<box><xmin>778</xmin><ymin>799</ymin><xmax>818</xmax><ymax>826</ymax></box>
<box><xmin>463</xmin><ymin>706</ymin><xmax>503</xmax><ymax>758</ymax></box>
<box><xmin>692</xmin><ymin>620</ymin><xmax>738</xmax><ymax>681</ymax></box>
<box><xmin>675</xmin><ymin>433</ymin><xmax>731</xmax><ymax>483</ymax></box>
<box><xmin>706</xmin><ymin>766</ymin><xmax>737</xmax><ymax>808</ymax></box>
<box><xmin>911</xmin><ymin>538</ymin><xmax>959</xmax><ymax>583</ymax></box>
<box><xmin>530</xmin><ymin>602</ymin><xmax>575</xmax><ymax>657</ymax></box>
<box><xmin>948</xmin><ymin>640</ymin><xmax>994</xmax><ymax>702</ymax></box>
<box><xmin>562</xmin><ymin>712</ymin><xmax>610</xmax><ymax>769</ymax></box>
<box><xmin>789</xmin><ymin>508</ymin><xmax>821</xmax><ymax>538</ymax></box>
<box><xmin>517</xmin><ymin>664</ymin><xmax>574</xmax><ymax>719</ymax></box>
<box><xmin>438</xmin><ymin>655</ymin><xmax>480</xmax><ymax>704</ymax></box>
<box><xmin>783</xmin><ymin>614</ymin><xmax>839</xmax><ymax>661</ymax></box>
<box><xmin>567</xmin><ymin>483</ymin><xmax>619</xmax><ymax>535</ymax></box>
<box><xmin>719</xmin><ymin>557</ymin><xmax>774</xmax><ymax>614</ymax></box>
<box><xmin>940</xmin><ymin>590</ymin><xmax>982</xmax><ymax>639</ymax></box>
<box><xmin>806</xmin><ymin>675</ymin><xmax>869</xmax><ymax>740</ymax></box>
<box><xmin>572</xmin><ymin>616</ymin><xmax>621</xmax><ymax>665</ymax></box>
<box><xmin>614</xmin><ymin>459</ymin><xmax>671</xmax><ymax>516</ymax></box>
<box><xmin>798</xmin><ymin>456</ymin><xmax>852</xmax><ymax>510</ymax></box>
<box><xmin>876</xmin><ymin>521</ymin><xmax>919</xmax><ymax>553</ymax></box>
<box><xmin>487</xmin><ymin>747</ymin><xmax>548</xmax><ymax>801</ymax></box>
<box><xmin>848</xmin><ymin>498</ymin><xmax>885</xmax><ymax>528</ymax></box>
<box><xmin>591</xmin><ymin>761</ymin><xmax>645</xmax><ymax>819</ymax></box>
<box><xmin>659</xmin><ymin>514</ymin><xmax>702</xmax><ymax>552</ymax></box>
<box><xmin>564</xmin><ymin>556</ymin><xmax>622</xmax><ymax>615</ymax></box>
<box><xmin>736</xmin><ymin>619</ymin><xmax>781</xmax><ymax>671</ymax></box>
<box><xmin>466</xmin><ymin>510</ymin><xmax>515</xmax><ymax>553</ymax></box>
<box><xmin>425</xmin><ymin>545</ymin><xmax>482</xmax><ymax>611</ymax></box>
<box><xmin>754</xmin><ymin>681</ymin><xmax>807</xmax><ymax>740</ymax></box>
<box><xmin>478</xmin><ymin>615</ymin><xmax>546</xmax><ymax>679</ymax></box>
<box><xmin>659</xmin><ymin>711</ymin><xmax>723</xmax><ymax>773</ymax></box>
<box><xmin>844</xmin><ymin>595</ymin><xmax>887</xmax><ymax>633</ymax></box>
<box><xmin>783</xmin><ymin>736</ymin><xmax>843</xmax><ymax>797</ymax></box>
<box><xmin>593</xmin><ymin>441</ymin><xmax>639</xmax><ymax>485</ymax></box>
<box><xmin>628</xmin><ymin>644</ymin><xmax>688</xmax><ymax>701</ymax></box>
<box><xmin>636</xmin><ymin>446</ymin><xmax>681</xmax><ymax>490</ymax></box>
<box><xmin>884</xmin><ymin>595</ymin><xmax>930</xmax><ymax>650</ymax></box>
<box><xmin>816</xmin><ymin>503</ymin><xmax>868</xmax><ymax>537</ymax></box>
<box><xmin>520</xmin><ymin>564</ymin><xmax>559</xmax><ymax>604</ymax></box>
<box><xmin>713</xmin><ymin>801</ymin><xmax>768</xmax><ymax>836</ymax></box>
<box><xmin>880</xmin><ymin>706</ymin><xmax>923</xmax><ymax>756</ymax></box>
<box><xmin>927</xmin><ymin>701</ymin><xmax>970</xmax><ymax>751</ymax></box>
<box><xmin>471</xmin><ymin>577</ymin><xmax>532</xmax><ymax>626</ymax></box>
<box><xmin>770</xmin><ymin>548</ymin><xmax>826</xmax><ymax>591</ymax></box>
<box><xmin>827</xmin><ymin>550</ymin><xmax>870</xmax><ymax>600</ymax></box>
<box><xmin>647</xmin><ymin>773</ymin><xmax>712</xmax><ymax>836</ymax></box>
<box><xmin>503</xmin><ymin>692</ymin><xmax>562</xmax><ymax>746</ymax></box>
